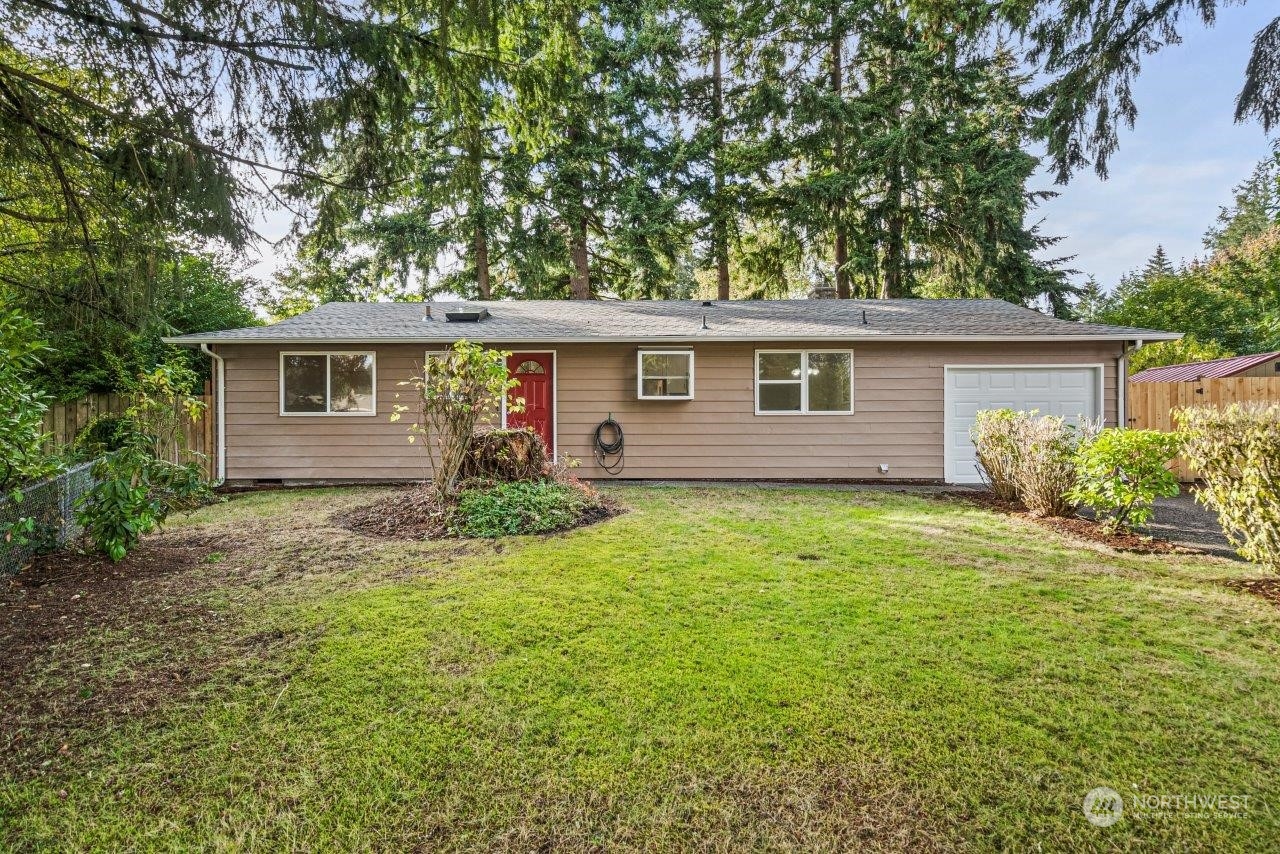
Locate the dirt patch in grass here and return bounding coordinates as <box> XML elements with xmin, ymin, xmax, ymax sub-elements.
<box><xmin>944</xmin><ymin>490</ymin><xmax>1193</xmax><ymax>555</ymax></box>
<box><xmin>433</xmin><ymin>760</ymin><xmax>957</xmax><ymax>853</ymax></box>
<box><xmin>0</xmin><ymin>513</ymin><xmax>358</xmax><ymax>781</ymax></box>
<box><xmin>334</xmin><ymin>484</ymin><xmax>621</xmax><ymax>541</ymax></box>
<box><xmin>0</xmin><ymin>540</ymin><xmax>230</xmax><ymax>775</ymax></box>
<box><xmin>1222</xmin><ymin>577</ymin><xmax>1280</xmax><ymax>609</ymax></box>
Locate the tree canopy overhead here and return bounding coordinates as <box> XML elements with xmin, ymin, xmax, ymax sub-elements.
<box><xmin>0</xmin><ymin>0</ymin><xmax>1277</xmax><ymax>333</ymax></box>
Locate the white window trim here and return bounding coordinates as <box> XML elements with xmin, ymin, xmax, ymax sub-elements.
<box><xmin>637</xmin><ymin>349</ymin><xmax>695</xmax><ymax>400</ymax></box>
<box><xmin>754</xmin><ymin>349</ymin><xmax>854</xmax><ymax>415</ymax></box>
<box><xmin>279</xmin><ymin>351</ymin><xmax>378</xmax><ymax>417</ymax></box>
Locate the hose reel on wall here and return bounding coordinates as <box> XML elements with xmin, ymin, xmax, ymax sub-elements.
<box><xmin>593</xmin><ymin>414</ymin><xmax>624</xmax><ymax>475</ymax></box>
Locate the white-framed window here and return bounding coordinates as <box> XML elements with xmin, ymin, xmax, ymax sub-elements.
<box><xmin>755</xmin><ymin>350</ymin><xmax>853</xmax><ymax>414</ymax></box>
<box><xmin>637</xmin><ymin>350</ymin><xmax>694</xmax><ymax>400</ymax></box>
<box><xmin>280</xmin><ymin>351</ymin><xmax>376</xmax><ymax>415</ymax></box>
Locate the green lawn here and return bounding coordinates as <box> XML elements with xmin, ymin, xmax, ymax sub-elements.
<box><xmin>3</xmin><ymin>486</ymin><xmax>1279</xmax><ymax>850</ymax></box>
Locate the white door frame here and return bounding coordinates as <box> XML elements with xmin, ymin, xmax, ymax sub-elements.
<box><xmin>942</xmin><ymin>363</ymin><xmax>1106</xmax><ymax>484</ymax></box>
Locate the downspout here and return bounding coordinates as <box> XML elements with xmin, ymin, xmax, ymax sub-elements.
<box><xmin>1119</xmin><ymin>339</ymin><xmax>1142</xmax><ymax>428</ymax></box>
<box><xmin>200</xmin><ymin>343</ymin><xmax>226</xmax><ymax>483</ymax></box>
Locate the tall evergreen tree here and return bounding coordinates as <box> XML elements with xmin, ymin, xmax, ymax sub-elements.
<box><xmin>1143</xmin><ymin>245</ymin><xmax>1175</xmax><ymax>279</ymax></box>
<box><xmin>1205</xmin><ymin>148</ymin><xmax>1280</xmax><ymax>252</ymax></box>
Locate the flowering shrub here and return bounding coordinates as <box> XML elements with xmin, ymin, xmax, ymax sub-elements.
<box><xmin>970</xmin><ymin>409</ymin><xmax>1021</xmax><ymax>501</ymax></box>
<box><xmin>971</xmin><ymin>409</ymin><xmax>1099</xmax><ymax>516</ymax></box>
<box><xmin>1066</xmin><ymin>429</ymin><xmax>1182</xmax><ymax>532</ymax></box>
<box><xmin>1177</xmin><ymin>404</ymin><xmax>1280</xmax><ymax>571</ymax></box>
<box><xmin>1012</xmin><ymin>413</ymin><xmax>1099</xmax><ymax>517</ymax></box>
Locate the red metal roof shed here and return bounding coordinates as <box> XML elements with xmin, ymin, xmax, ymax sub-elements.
<box><xmin>1129</xmin><ymin>351</ymin><xmax>1280</xmax><ymax>382</ymax></box>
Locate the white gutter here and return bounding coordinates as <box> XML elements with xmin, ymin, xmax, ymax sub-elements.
<box><xmin>200</xmin><ymin>343</ymin><xmax>226</xmax><ymax>484</ymax></box>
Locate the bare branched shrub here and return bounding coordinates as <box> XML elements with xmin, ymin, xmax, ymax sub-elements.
<box><xmin>1177</xmin><ymin>404</ymin><xmax>1280</xmax><ymax>571</ymax></box>
<box><xmin>1012</xmin><ymin>413</ymin><xmax>1099</xmax><ymax>517</ymax></box>
<box><xmin>971</xmin><ymin>409</ymin><xmax>1021</xmax><ymax>501</ymax></box>
<box><xmin>392</xmin><ymin>341</ymin><xmax>521</xmax><ymax>499</ymax></box>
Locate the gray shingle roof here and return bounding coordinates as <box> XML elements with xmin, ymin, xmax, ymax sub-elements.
<box><xmin>164</xmin><ymin>299</ymin><xmax>1179</xmax><ymax>344</ymax></box>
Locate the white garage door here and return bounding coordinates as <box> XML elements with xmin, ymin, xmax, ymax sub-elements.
<box><xmin>945</xmin><ymin>366</ymin><xmax>1101</xmax><ymax>484</ymax></box>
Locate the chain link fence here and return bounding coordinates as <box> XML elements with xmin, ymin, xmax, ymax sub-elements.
<box><xmin>1</xmin><ymin>460</ymin><xmax>99</xmax><ymax>574</ymax></box>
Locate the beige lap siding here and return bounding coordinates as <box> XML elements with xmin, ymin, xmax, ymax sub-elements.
<box><xmin>216</xmin><ymin>340</ymin><xmax>1121</xmax><ymax>482</ymax></box>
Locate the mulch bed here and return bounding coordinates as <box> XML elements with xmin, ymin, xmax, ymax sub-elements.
<box><xmin>337</xmin><ymin>487</ymin><xmax>454</xmax><ymax>539</ymax></box>
<box><xmin>334</xmin><ymin>484</ymin><xmax>621</xmax><ymax>541</ymax></box>
<box><xmin>944</xmin><ymin>490</ymin><xmax>1193</xmax><ymax>555</ymax></box>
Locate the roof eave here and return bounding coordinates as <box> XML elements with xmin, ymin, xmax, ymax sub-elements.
<box><xmin>163</xmin><ymin>331</ymin><xmax>1182</xmax><ymax>346</ymax></box>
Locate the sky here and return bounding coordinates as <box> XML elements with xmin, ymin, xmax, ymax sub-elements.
<box><xmin>1033</xmin><ymin>5</ymin><xmax>1277</xmax><ymax>289</ymax></box>
<box><xmin>243</xmin><ymin>6</ymin><xmax>1279</xmax><ymax>294</ymax></box>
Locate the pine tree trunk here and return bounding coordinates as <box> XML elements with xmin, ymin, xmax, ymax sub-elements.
<box><xmin>882</xmin><ymin>208</ymin><xmax>905</xmax><ymax>299</ymax></box>
<box><xmin>465</xmin><ymin>128</ymin><xmax>491</xmax><ymax>300</ymax></box>
<box><xmin>712</xmin><ymin>37</ymin><xmax>730</xmax><ymax>301</ymax></box>
<box><xmin>565</xmin><ymin>119</ymin><xmax>592</xmax><ymax>300</ymax></box>
<box><xmin>831</xmin><ymin>9</ymin><xmax>850</xmax><ymax>299</ymax></box>
<box><xmin>569</xmin><ymin>216</ymin><xmax>592</xmax><ymax>299</ymax></box>
<box><xmin>474</xmin><ymin>224</ymin><xmax>491</xmax><ymax>300</ymax></box>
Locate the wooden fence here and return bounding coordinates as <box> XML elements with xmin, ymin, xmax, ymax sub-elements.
<box><xmin>1127</xmin><ymin>377</ymin><xmax>1280</xmax><ymax>480</ymax></box>
<box><xmin>42</xmin><ymin>392</ymin><xmax>215</xmax><ymax>480</ymax></box>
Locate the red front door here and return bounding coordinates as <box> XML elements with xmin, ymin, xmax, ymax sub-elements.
<box><xmin>506</xmin><ymin>352</ymin><xmax>554</xmax><ymax>453</ymax></box>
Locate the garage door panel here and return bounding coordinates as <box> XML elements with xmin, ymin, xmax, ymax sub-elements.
<box><xmin>988</xmin><ymin>372</ymin><xmax>1017</xmax><ymax>390</ymax></box>
<box><xmin>946</xmin><ymin>366</ymin><xmax>1100</xmax><ymax>485</ymax></box>
<box><xmin>1058</xmin><ymin>372</ymin><xmax>1089</xmax><ymax>389</ymax></box>
<box><xmin>1023</xmin><ymin>373</ymin><xmax>1052</xmax><ymax>390</ymax></box>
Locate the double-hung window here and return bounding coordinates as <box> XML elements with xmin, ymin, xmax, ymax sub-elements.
<box><xmin>637</xmin><ymin>350</ymin><xmax>694</xmax><ymax>400</ymax></box>
<box><xmin>755</xmin><ymin>350</ymin><xmax>853</xmax><ymax>414</ymax></box>
<box><xmin>280</xmin><ymin>352</ymin><xmax>376</xmax><ymax>415</ymax></box>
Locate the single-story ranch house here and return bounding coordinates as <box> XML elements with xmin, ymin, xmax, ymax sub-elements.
<box><xmin>165</xmin><ymin>299</ymin><xmax>1178</xmax><ymax>485</ymax></box>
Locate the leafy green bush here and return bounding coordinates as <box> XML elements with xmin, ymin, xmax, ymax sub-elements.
<box><xmin>0</xmin><ymin>308</ymin><xmax>60</xmax><ymax>491</ymax></box>
<box><xmin>1066</xmin><ymin>429</ymin><xmax>1182</xmax><ymax>532</ymax></box>
<box><xmin>970</xmin><ymin>409</ymin><xmax>1021</xmax><ymax>501</ymax></box>
<box><xmin>76</xmin><ymin>452</ymin><xmax>162</xmax><ymax>562</ymax></box>
<box><xmin>74</xmin><ymin>358</ymin><xmax>214</xmax><ymax>561</ymax></box>
<box><xmin>449</xmin><ymin>480</ymin><xmax>595</xmax><ymax>538</ymax></box>
<box><xmin>1177</xmin><ymin>404</ymin><xmax>1280</xmax><ymax>571</ymax></box>
<box><xmin>76</xmin><ymin>450</ymin><xmax>212</xmax><ymax>562</ymax></box>
<box><xmin>73</xmin><ymin>415</ymin><xmax>137</xmax><ymax>459</ymax></box>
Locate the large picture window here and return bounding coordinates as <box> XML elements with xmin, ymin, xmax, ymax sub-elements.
<box><xmin>637</xmin><ymin>350</ymin><xmax>694</xmax><ymax>400</ymax></box>
<box><xmin>755</xmin><ymin>350</ymin><xmax>853</xmax><ymax>414</ymax></box>
<box><xmin>281</xmin><ymin>352</ymin><xmax>376</xmax><ymax>415</ymax></box>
